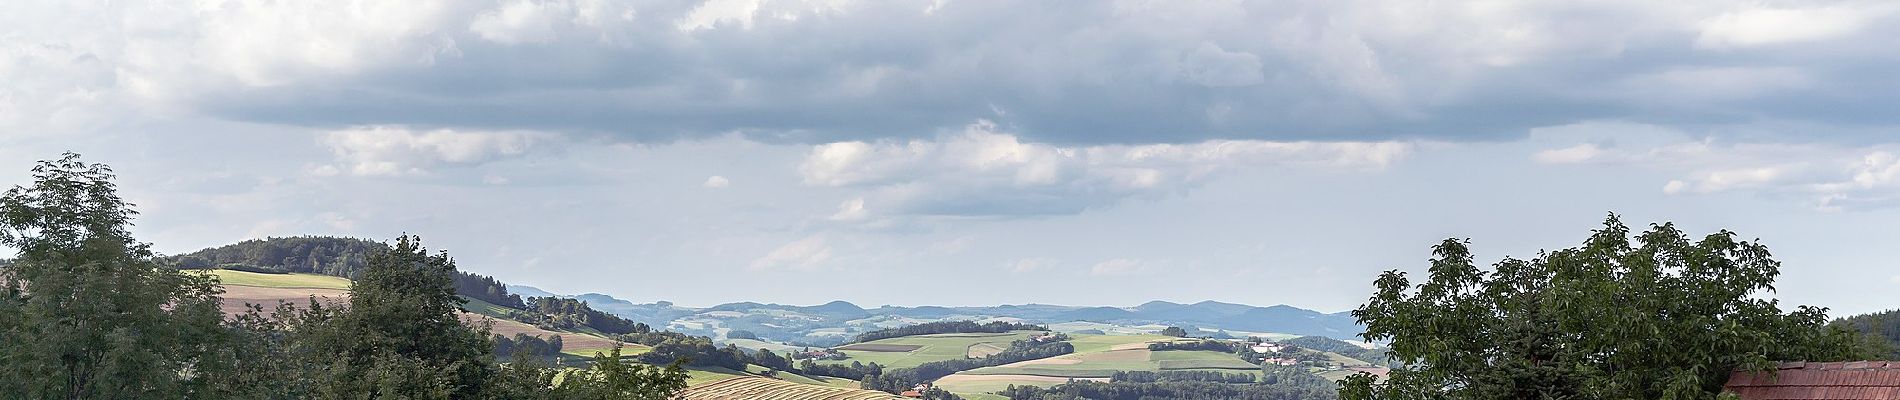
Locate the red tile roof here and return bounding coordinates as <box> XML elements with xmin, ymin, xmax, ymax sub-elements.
<box><xmin>1725</xmin><ymin>361</ymin><xmax>1900</xmax><ymax>400</ymax></box>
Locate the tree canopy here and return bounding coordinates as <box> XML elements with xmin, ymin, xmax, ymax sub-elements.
<box><xmin>1342</xmin><ymin>215</ymin><xmax>1875</xmax><ymax>400</ymax></box>
<box><xmin>0</xmin><ymin>153</ymin><xmax>231</xmax><ymax>398</ymax></box>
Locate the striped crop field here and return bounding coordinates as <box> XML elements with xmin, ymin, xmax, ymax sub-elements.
<box><xmin>676</xmin><ymin>377</ymin><xmax>907</xmax><ymax>400</ymax></box>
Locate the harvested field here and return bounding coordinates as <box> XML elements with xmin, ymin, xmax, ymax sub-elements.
<box><xmin>837</xmin><ymin>343</ymin><xmax>924</xmax><ymax>352</ymax></box>
<box><xmin>677</xmin><ymin>376</ymin><xmax>906</xmax><ymax>400</ymax></box>
<box><xmin>215</xmin><ymin>274</ymin><xmax>636</xmax><ymax>356</ymax></box>
<box><xmin>218</xmin><ymin>285</ymin><xmax>346</xmax><ymax>316</ymax></box>
<box><xmin>966</xmin><ymin>343</ymin><xmax>1007</xmax><ymax>358</ymax></box>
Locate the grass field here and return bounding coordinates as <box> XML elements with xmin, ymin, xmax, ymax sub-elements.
<box><xmin>207</xmin><ymin>269</ymin><xmax>351</xmax><ymax>290</ymax></box>
<box><xmin>1149</xmin><ymin>350</ymin><xmax>1259</xmax><ymax>370</ymax></box>
<box><xmin>821</xmin><ymin>331</ymin><xmax>1043</xmax><ymax>368</ymax></box>
<box><xmin>941</xmin><ymin>335</ymin><xmax>1270</xmax><ymax>398</ymax></box>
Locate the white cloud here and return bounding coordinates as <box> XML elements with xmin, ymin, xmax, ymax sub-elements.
<box><xmin>1532</xmin><ymin>123</ymin><xmax>1900</xmax><ymax>210</ymax></box>
<box><xmin>1008</xmin><ymin>257</ymin><xmax>1056</xmax><ymax>274</ymax></box>
<box><xmin>1089</xmin><ymin>259</ymin><xmax>1149</xmax><ymax>276</ymax></box>
<box><xmin>703</xmin><ymin>175</ymin><xmax>731</xmax><ymax>188</ymax></box>
<box><xmin>470</xmin><ymin>0</ymin><xmax>570</xmax><ymax>45</ymax></box>
<box><xmin>1696</xmin><ymin>4</ymin><xmax>1894</xmax><ymax>49</ymax></box>
<box><xmin>749</xmin><ymin>235</ymin><xmax>832</xmax><ymax>271</ymax></box>
<box><xmin>1532</xmin><ymin>143</ymin><xmax>1604</xmax><ymax>164</ymax></box>
<box><xmin>800</xmin><ymin>120</ymin><xmax>1410</xmax><ymax>220</ymax></box>
<box><xmin>318</xmin><ymin>126</ymin><xmax>559</xmax><ymax>177</ymax></box>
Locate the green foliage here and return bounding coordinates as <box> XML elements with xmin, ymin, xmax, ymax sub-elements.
<box><xmin>168</xmin><ymin>236</ymin><xmax>383</xmax><ymax>277</ymax></box>
<box><xmin>551</xmin><ymin>346</ymin><xmax>690</xmax><ymax>399</ymax></box>
<box><xmin>516</xmin><ymin>296</ymin><xmax>645</xmax><ymax>334</ymax></box>
<box><xmin>292</xmin><ymin>235</ymin><xmax>499</xmax><ymax>398</ymax></box>
<box><xmin>1158</xmin><ymin>326</ymin><xmax>1189</xmax><ymax>337</ymax></box>
<box><xmin>0</xmin><ymin>153</ymin><xmax>232</xmax><ymax>399</ymax></box>
<box><xmin>0</xmin><ymin>154</ymin><xmax>691</xmax><ymax>400</ymax></box>
<box><xmin>1344</xmin><ymin>215</ymin><xmax>1876</xmax><ymax>400</ymax></box>
<box><xmin>1832</xmin><ymin>309</ymin><xmax>1900</xmax><ymax>359</ymax></box>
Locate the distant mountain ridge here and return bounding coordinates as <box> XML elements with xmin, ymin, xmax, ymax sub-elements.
<box><xmin>172</xmin><ymin>237</ymin><xmax>1363</xmax><ymax>345</ymax></box>
<box><xmin>507</xmin><ymin>287</ymin><xmax>1364</xmax><ymax>341</ymax></box>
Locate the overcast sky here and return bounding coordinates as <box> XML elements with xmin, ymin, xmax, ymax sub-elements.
<box><xmin>5</xmin><ymin>0</ymin><xmax>1899</xmax><ymax>315</ymax></box>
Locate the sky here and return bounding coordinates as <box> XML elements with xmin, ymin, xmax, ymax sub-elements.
<box><xmin>3</xmin><ymin>0</ymin><xmax>1899</xmax><ymax>315</ymax></box>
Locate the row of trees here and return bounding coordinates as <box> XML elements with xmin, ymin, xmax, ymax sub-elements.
<box><xmin>0</xmin><ymin>154</ymin><xmax>689</xmax><ymax>399</ymax></box>
<box><xmin>515</xmin><ymin>296</ymin><xmax>646</xmax><ymax>334</ymax></box>
<box><xmin>852</xmin><ymin>320</ymin><xmax>1047</xmax><ymax>343</ymax></box>
<box><xmin>1111</xmin><ymin>370</ymin><xmax>1259</xmax><ymax>384</ymax></box>
<box><xmin>1147</xmin><ymin>339</ymin><xmax>1238</xmax><ymax>352</ymax></box>
<box><xmin>169</xmin><ymin>236</ymin><xmax>383</xmax><ymax>278</ymax></box>
<box><xmin>458</xmin><ymin>271</ymin><xmax>528</xmax><ymax>309</ymax></box>
<box><xmin>493</xmin><ymin>333</ymin><xmax>564</xmax><ymax>358</ymax></box>
<box><xmin>861</xmin><ymin>338</ymin><xmax>1076</xmax><ymax>393</ymax></box>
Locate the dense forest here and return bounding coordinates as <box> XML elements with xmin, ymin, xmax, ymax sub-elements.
<box><xmin>516</xmin><ymin>296</ymin><xmax>645</xmax><ymax>335</ymax></box>
<box><xmin>1112</xmin><ymin>370</ymin><xmax>1259</xmax><ymax>384</ymax></box>
<box><xmin>852</xmin><ymin>320</ymin><xmax>1047</xmax><ymax>343</ymax></box>
<box><xmin>166</xmin><ymin>235</ymin><xmax>531</xmax><ymax>310</ymax></box>
<box><xmin>1834</xmin><ymin>309</ymin><xmax>1900</xmax><ymax>358</ymax></box>
<box><xmin>170</xmin><ymin>236</ymin><xmax>382</xmax><ymax>277</ymax></box>
<box><xmin>0</xmin><ymin>155</ymin><xmax>689</xmax><ymax>399</ymax></box>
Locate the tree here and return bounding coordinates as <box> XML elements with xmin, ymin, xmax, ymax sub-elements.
<box><xmin>552</xmin><ymin>346</ymin><xmax>689</xmax><ymax>399</ymax></box>
<box><xmin>1159</xmin><ymin>326</ymin><xmax>1188</xmax><ymax>337</ymax></box>
<box><xmin>295</xmin><ymin>235</ymin><xmax>499</xmax><ymax>399</ymax></box>
<box><xmin>1342</xmin><ymin>215</ymin><xmax>1874</xmax><ymax>400</ymax></box>
<box><xmin>0</xmin><ymin>153</ymin><xmax>232</xmax><ymax>398</ymax></box>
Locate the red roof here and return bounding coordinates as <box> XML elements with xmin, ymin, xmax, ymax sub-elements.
<box><xmin>1725</xmin><ymin>361</ymin><xmax>1900</xmax><ymax>400</ymax></box>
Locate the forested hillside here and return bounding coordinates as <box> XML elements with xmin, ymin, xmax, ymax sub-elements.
<box><xmin>169</xmin><ymin>236</ymin><xmax>528</xmax><ymax>310</ymax></box>
<box><xmin>171</xmin><ymin>236</ymin><xmax>382</xmax><ymax>277</ymax></box>
<box><xmin>1834</xmin><ymin>309</ymin><xmax>1900</xmax><ymax>358</ymax></box>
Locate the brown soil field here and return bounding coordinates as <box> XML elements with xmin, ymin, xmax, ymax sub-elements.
<box><xmin>218</xmin><ymin>283</ymin><xmax>626</xmax><ymax>353</ymax></box>
<box><xmin>218</xmin><ymin>285</ymin><xmax>347</xmax><ymax>316</ymax></box>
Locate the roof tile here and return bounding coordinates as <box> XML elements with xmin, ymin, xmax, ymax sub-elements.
<box><xmin>1726</xmin><ymin>361</ymin><xmax>1900</xmax><ymax>400</ymax></box>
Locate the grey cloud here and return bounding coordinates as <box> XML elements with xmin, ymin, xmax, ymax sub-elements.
<box><xmin>13</xmin><ymin>0</ymin><xmax>1900</xmax><ymax>145</ymax></box>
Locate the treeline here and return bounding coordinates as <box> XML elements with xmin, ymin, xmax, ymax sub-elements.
<box><xmin>861</xmin><ymin>338</ymin><xmax>1075</xmax><ymax>393</ymax></box>
<box><xmin>167</xmin><ymin>236</ymin><xmax>536</xmax><ymax>313</ymax></box>
<box><xmin>1149</xmin><ymin>339</ymin><xmax>1239</xmax><ymax>352</ymax></box>
<box><xmin>516</xmin><ymin>297</ymin><xmax>645</xmax><ymax>334</ymax></box>
<box><xmin>853</xmin><ymin>320</ymin><xmax>1046</xmax><ymax>343</ymax></box>
<box><xmin>170</xmin><ymin>236</ymin><xmax>383</xmax><ymax>277</ymax></box>
<box><xmin>1280</xmin><ymin>336</ymin><xmax>1390</xmax><ymax>367</ymax></box>
<box><xmin>616</xmin><ymin>330</ymin><xmax>752</xmax><ymax>371</ymax></box>
<box><xmin>494</xmin><ymin>333</ymin><xmax>564</xmax><ymax>358</ymax></box>
<box><xmin>796</xmin><ymin>360</ymin><xmax>884</xmax><ymax>380</ymax></box>
<box><xmin>459</xmin><ymin>271</ymin><xmax>528</xmax><ymax>309</ymax></box>
<box><xmin>1834</xmin><ymin>309</ymin><xmax>1900</xmax><ymax>358</ymax></box>
<box><xmin>995</xmin><ymin>379</ymin><xmax>1338</xmax><ymax>400</ymax></box>
<box><xmin>1112</xmin><ymin>370</ymin><xmax>1258</xmax><ymax>384</ymax></box>
<box><xmin>0</xmin><ymin>155</ymin><xmax>688</xmax><ymax>399</ymax></box>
